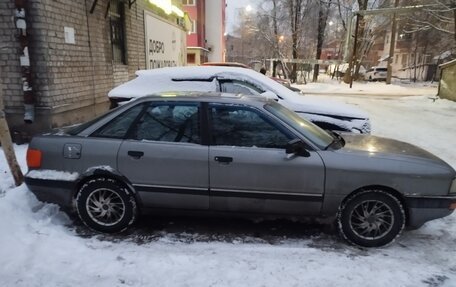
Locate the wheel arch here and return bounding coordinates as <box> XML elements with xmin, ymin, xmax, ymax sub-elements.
<box><xmin>73</xmin><ymin>168</ymin><xmax>142</xmax><ymax>208</ymax></box>
<box><xmin>340</xmin><ymin>185</ymin><xmax>409</xmax><ymax>224</ymax></box>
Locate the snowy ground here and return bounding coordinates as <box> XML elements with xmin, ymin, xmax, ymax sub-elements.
<box><xmin>1</xmin><ymin>81</ymin><xmax>456</xmax><ymax>287</ymax></box>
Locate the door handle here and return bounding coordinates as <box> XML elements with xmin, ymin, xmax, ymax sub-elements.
<box><xmin>128</xmin><ymin>151</ymin><xmax>144</xmax><ymax>159</ymax></box>
<box><xmin>214</xmin><ymin>156</ymin><xmax>233</xmax><ymax>164</ymax></box>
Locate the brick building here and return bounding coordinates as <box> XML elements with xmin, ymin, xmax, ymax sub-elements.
<box><xmin>0</xmin><ymin>0</ymin><xmax>188</xmax><ymax>139</ymax></box>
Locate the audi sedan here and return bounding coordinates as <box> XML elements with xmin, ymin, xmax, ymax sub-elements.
<box><xmin>25</xmin><ymin>92</ymin><xmax>456</xmax><ymax>247</ymax></box>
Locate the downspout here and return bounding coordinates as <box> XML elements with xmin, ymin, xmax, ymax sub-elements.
<box><xmin>14</xmin><ymin>0</ymin><xmax>34</xmax><ymax>123</ymax></box>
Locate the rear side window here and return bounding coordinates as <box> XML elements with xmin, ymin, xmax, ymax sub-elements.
<box><xmin>219</xmin><ymin>80</ymin><xmax>264</xmax><ymax>95</ymax></box>
<box><xmin>129</xmin><ymin>102</ymin><xmax>201</xmax><ymax>144</ymax></box>
<box><xmin>91</xmin><ymin>105</ymin><xmax>144</xmax><ymax>139</ymax></box>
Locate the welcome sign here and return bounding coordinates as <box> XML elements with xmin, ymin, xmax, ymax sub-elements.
<box><xmin>144</xmin><ymin>11</ymin><xmax>186</xmax><ymax>69</ymax></box>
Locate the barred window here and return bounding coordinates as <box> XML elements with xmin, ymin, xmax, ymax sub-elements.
<box><xmin>110</xmin><ymin>0</ymin><xmax>126</xmax><ymax>64</ymax></box>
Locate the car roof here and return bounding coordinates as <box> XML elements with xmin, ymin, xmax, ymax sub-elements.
<box><xmin>202</xmin><ymin>62</ymin><xmax>251</xmax><ymax>69</ymax></box>
<box><xmin>135</xmin><ymin>66</ymin><xmax>257</xmax><ymax>79</ymax></box>
<box><xmin>108</xmin><ymin>66</ymin><xmax>270</xmax><ymax>99</ymax></box>
<box><xmin>130</xmin><ymin>91</ymin><xmax>270</xmax><ymax>106</ymax></box>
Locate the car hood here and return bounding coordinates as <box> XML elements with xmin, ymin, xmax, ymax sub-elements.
<box><xmin>339</xmin><ymin>134</ymin><xmax>453</xmax><ymax>168</ymax></box>
<box><xmin>284</xmin><ymin>95</ymin><xmax>369</xmax><ymax>119</ymax></box>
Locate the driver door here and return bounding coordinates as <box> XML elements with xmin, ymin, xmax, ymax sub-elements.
<box><xmin>208</xmin><ymin>103</ymin><xmax>325</xmax><ymax>216</ymax></box>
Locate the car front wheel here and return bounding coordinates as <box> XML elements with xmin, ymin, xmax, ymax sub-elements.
<box><xmin>76</xmin><ymin>177</ymin><xmax>137</xmax><ymax>233</ymax></box>
<box><xmin>338</xmin><ymin>190</ymin><xmax>405</xmax><ymax>247</ymax></box>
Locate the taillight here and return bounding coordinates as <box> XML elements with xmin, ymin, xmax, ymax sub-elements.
<box><xmin>27</xmin><ymin>148</ymin><xmax>42</xmax><ymax>168</ymax></box>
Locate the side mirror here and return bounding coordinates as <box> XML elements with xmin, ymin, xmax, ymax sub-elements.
<box><xmin>286</xmin><ymin>139</ymin><xmax>310</xmax><ymax>157</ymax></box>
<box><xmin>261</xmin><ymin>91</ymin><xmax>279</xmax><ymax>101</ymax></box>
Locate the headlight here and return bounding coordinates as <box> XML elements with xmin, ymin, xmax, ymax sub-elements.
<box><xmin>450</xmin><ymin>178</ymin><xmax>456</xmax><ymax>194</ymax></box>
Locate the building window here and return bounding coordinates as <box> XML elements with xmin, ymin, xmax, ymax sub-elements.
<box><xmin>190</xmin><ymin>20</ymin><xmax>197</xmax><ymax>34</ymax></box>
<box><xmin>401</xmin><ymin>54</ymin><xmax>408</xmax><ymax>67</ymax></box>
<box><xmin>110</xmin><ymin>0</ymin><xmax>126</xmax><ymax>64</ymax></box>
<box><xmin>182</xmin><ymin>0</ymin><xmax>195</xmax><ymax>6</ymax></box>
<box><xmin>187</xmin><ymin>53</ymin><xmax>196</xmax><ymax>64</ymax></box>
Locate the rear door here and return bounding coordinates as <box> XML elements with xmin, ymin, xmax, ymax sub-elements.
<box><xmin>117</xmin><ymin>101</ymin><xmax>209</xmax><ymax>210</ymax></box>
<box><xmin>208</xmin><ymin>103</ymin><xmax>325</xmax><ymax>216</ymax></box>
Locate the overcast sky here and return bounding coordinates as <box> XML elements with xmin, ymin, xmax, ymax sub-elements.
<box><xmin>225</xmin><ymin>0</ymin><xmax>260</xmax><ymax>33</ymax></box>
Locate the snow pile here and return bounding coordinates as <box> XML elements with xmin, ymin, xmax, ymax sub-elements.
<box><xmin>27</xmin><ymin>169</ymin><xmax>79</xmax><ymax>181</ymax></box>
<box><xmin>323</xmin><ymin>95</ymin><xmax>456</xmax><ymax>168</ymax></box>
<box><xmin>0</xmin><ymin>182</ymin><xmax>455</xmax><ymax>286</ymax></box>
<box><xmin>296</xmin><ymin>74</ymin><xmax>438</xmax><ymax>96</ymax></box>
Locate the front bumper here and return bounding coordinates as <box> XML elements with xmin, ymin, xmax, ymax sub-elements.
<box><xmin>25</xmin><ymin>177</ymin><xmax>75</xmax><ymax>209</ymax></box>
<box><xmin>405</xmin><ymin>195</ymin><xmax>456</xmax><ymax>229</ymax></box>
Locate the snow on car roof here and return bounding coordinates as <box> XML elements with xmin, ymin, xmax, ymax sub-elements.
<box><xmin>108</xmin><ymin>66</ymin><xmax>369</xmax><ymax>119</ymax></box>
<box><xmin>109</xmin><ymin>66</ymin><xmax>271</xmax><ymax>99</ymax></box>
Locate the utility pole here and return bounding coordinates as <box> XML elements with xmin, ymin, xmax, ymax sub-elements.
<box><xmin>350</xmin><ymin>14</ymin><xmax>360</xmax><ymax>88</ymax></box>
<box><xmin>0</xmin><ymin>66</ymin><xmax>24</xmax><ymax>187</ymax></box>
<box><xmin>386</xmin><ymin>0</ymin><xmax>400</xmax><ymax>85</ymax></box>
<box><xmin>342</xmin><ymin>4</ymin><xmax>439</xmax><ymax>87</ymax></box>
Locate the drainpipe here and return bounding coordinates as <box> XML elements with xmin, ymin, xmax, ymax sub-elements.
<box><xmin>14</xmin><ymin>0</ymin><xmax>34</xmax><ymax>123</ymax></box>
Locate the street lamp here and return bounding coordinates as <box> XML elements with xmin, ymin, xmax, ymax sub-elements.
<box><xmin>237</xmin><ymin>4</ymin><xmax>254</xmax><ymax>64</ymax></box>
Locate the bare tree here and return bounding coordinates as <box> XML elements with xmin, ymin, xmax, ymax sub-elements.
<box><xmin>313</xmin><ymin>0</ymin><xmax>333</xmax><ymax>82</ymax></box>
<box><xmin>0</xmin><ymin>67</ymin><xmax>24</xmax><ymax>187</ymax></box>
<box><xmin>287</xmin><ymin>0</ymin><xmax>309</xmax><ymax>81</ymax></box>
<box><xmin>405</xmin><ymin>0</ymin><xmax>456</xmax><ymax>45</ymax></box>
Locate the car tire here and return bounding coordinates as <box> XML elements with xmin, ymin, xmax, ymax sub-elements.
<box><xmin>76</xmin><ymin>177</ymin><xmax>137</xmax><ymax>233</ymax></box>
<box><xmin>337</xmin><ymin>190</ymin><xmax>405</xmax><ymax>247</ymax></box>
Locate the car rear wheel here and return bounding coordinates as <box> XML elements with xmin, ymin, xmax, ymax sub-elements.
<box><xmin>338</xmin><ymin>190</ymin><xmax>405</xmax><ymax>247</ymax></box>
<box><xmin>76</xmin><ymin>177</ymin><xmax>137</xmax><ymax>233</ymax></box>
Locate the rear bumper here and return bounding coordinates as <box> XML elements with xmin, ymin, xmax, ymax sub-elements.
<box><xmin>25</xmin><ymin>177</ymin><xmax>75</xmax><ymax>209</ymax></box>
<box><xmin>405</xmin><ymin>195</ymin><xmax>456</xmax><ymax>229</ymax></box>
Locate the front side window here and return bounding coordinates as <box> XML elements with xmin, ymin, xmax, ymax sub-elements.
<box><xmin>210</xmin><ymin>104</ymin><xmax>291</xmax><ymax>148</ymax></box>
<box><xmin>219</xmin><ymin>80</ymin><xmax>264</xmax><ymax>95</ymax></box>
<box><xmin>265</xmin><ymin>101</ymin><xmax>333</xmax><ymax>149</ymax></box>
<box><xmin>130</xmin><ymin>102</ymin><xmax>201</xmax><ymax>144</ymax></box>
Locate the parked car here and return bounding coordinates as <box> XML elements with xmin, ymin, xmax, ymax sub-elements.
<box><xmin>366</xmin><ymin>67</ymin><xmax>388</xmax><ymax>81</ymax></box>
<box><xmin>202</xmin><ymin>62</ymin><xmax>302</xmax><ymax>92</ymax></box>
<box><xmin>109</xmin><ymin>66</ymin><xmax>371</xmax><ymax>133</ymax></box>
<box><xmin>25</xmin><ymin>93</ymin><xmax>456</xmax><ymax>247</ymax></box>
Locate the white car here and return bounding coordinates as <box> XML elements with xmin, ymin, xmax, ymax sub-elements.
<box><xmin>366</xmin><ymin>67</ymin><xmax>387</xmax><ymax>81</ymax></box>
<box><xmin>109</xmin><ymin>66</ymin><xmax>371</xmax><ymax>133</ymax></box>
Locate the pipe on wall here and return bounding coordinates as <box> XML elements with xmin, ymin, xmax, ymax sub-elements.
<box><xmin>14</xmin><ymin>0</ymin><xmax>35</xmax><ymax>123</ymax></box>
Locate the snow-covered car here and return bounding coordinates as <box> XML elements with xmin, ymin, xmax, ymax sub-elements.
<box><xmin>203</xmin><ymin>62</ymin><xmax>303</xmax><ymax>93</ymax></box>
<box><xmin>366</xmin><ymin>67</ymin><xmax>388</xmax><ymax>81</ymax></box>
<box><xmin>25</xmin><ymin>93</ymin><xmax>456</xmax><ymax>247</ymax></box>
<box><xmin>108</xmin><ymin>66</ymin><xmax>371</xmax><ymax>133</ymax></box>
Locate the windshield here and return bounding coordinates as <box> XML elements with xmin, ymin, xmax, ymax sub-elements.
<box><xmin>265</xmin><ymin>101</ymin><xmax>334</xmax><ymax>149</ymax></box>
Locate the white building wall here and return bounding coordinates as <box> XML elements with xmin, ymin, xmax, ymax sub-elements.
<box><xmin>205</xmin><ymin>0</ymin><xmax>225</xmax><ymax>62</ymax></box>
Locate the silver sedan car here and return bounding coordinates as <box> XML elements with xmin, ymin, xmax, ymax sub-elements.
<box><xmin>25</xmin><ymin>92</ymin><xmax>456</xmax><ymax>247</ymax></box>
